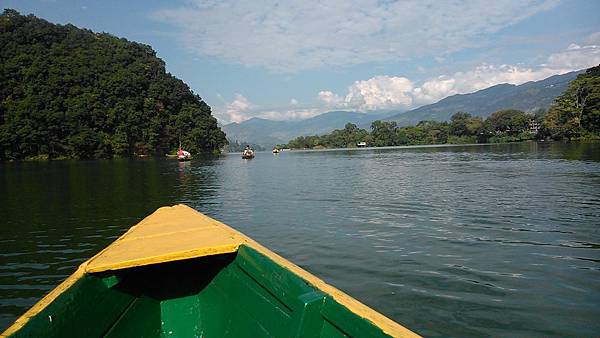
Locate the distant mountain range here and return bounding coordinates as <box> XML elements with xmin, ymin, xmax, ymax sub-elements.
<box><xmin>223</xmin><ymin>70</ymin><xmax>582</xmax><ymax>148</ymax></box>
<box><xmin>223</xmin><ymin>111</ymin><xmax>393</xmax><ymax>147</ymax></box>
<box><xmin>385</xmin><ymin>70</ymin><xmax>582</xmax><ymax>125</ymax></box>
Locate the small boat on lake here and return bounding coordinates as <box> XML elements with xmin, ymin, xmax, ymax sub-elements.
<box><xmin>242</xmin><ymin>148</ymin><xmax>255</xmax><ymax>159</ymax></box>
<box><xmin>2</xmin><ymin>205</ymin><xmax>419</xmax><ymax>338</ymax></box>
<box><xmin>177</xmin><ymin>148</ymin><xmax>191</xmax><ymax>161</ymax></box>
<box><xmin>272</xmin><ymin>148</ymin><xmax>280</xmax><ymax>154</ymax></box>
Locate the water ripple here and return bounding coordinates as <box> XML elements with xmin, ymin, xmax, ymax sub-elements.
<box><xmin>1</xmin><ymin>142</ymin><xmax>600</xmax><ymax>337</ymax></box>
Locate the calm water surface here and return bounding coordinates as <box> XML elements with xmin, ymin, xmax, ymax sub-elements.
<box><xmin>1</xmin><ymin>142</ymin><xmax>599</xmax><ymax>337</ymax></box>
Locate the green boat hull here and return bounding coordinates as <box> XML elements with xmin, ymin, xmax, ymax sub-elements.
<box><xmin>7</xmin><ymin>245</ymin><xmax>395</xmax><ymax>337</ymax></box>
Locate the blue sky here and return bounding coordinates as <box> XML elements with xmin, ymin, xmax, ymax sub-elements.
<box><xmin>4</xmin><ymin>0</ymin><xmax>600</xmax><ymax>123</ymax></box>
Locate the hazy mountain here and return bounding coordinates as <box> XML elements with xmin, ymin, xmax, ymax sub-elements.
<box><xmin>385</xmin><ymin>70</ymin><xmax>583</xmax><ymax>125</ymax></box>
<box><xmin>223</xmin><ymin>70</ymin><xmax>581</xmax><ymax>148</ymax></box>
<box><xmin>223</xmin><ymin>111</ymin><xmax>392</xmax><ymax>148</ymax></box>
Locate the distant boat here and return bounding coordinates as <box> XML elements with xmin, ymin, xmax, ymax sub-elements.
<box><xmin>177</xmin><ymin>148</ymin><xmax>192</xmax><ymax>161</ymax></box>
<box><xmin>1</xmin><ymin>205</ymin><xmax>419</xmax><ymax>338</ymax></box>
<box><xmin>357</xmin><ymin>142</ymin><xmax>367</xmax><ymax>147</ymax></box>
<box><xmin>242</xmin><ymin>149</ymin><xmax>255</xmax><ymax>159</ymax></box>
<box><xmin>272</xmin><ymin>148</ymin><xmax>280</xmax><ymax>154</ymax></box>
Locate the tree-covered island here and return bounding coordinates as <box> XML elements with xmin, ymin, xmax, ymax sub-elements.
<box><xmin>0</xmin><ymin>9</ymin><xmax>227</xmax><ymax>160</ymax></box>
<box><xmin>282</xmin><ymin>65</ymin><xmax>600</xmax><ymax>149</ymax></box>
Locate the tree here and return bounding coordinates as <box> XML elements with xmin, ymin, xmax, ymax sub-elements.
<box><xmin>545</xmin><ymin>101</ymin><xmax>582</xmax><ymax>140</ymax></box>
<box><xmin>544</xmin><ymin>64</ymin><xmax>600</xmax><ymax>140</ymax></box>
<box><xmin>0</xmin><ymin>10</ymin><xmax>227</xmax><ymax>160</ymax></box>
<box><xmin>466</xmin><ymin>116</ymin><xmax>483</xmax><ymax>135</ymax></box>
<box><xmin>371</xmin><ymin>120</ymin><xmax>398</xmax><ymax>146</ymax></box>
<box><xmin>485</xmin><ymin>109</ymin><xmax>529</xmax><ymax>134</ymax></box>
<box><xmin>449</xmin><ymin>112</ymin><xmax>471</xmax><ymax>136</ymax></box>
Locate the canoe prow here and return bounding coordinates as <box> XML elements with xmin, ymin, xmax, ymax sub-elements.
<box><xmin>2</xmin><ymin>205</ymin><xmax>420</xmax><ymax>338</ymax></box>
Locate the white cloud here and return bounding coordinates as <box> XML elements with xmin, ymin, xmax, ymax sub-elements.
<box><xmin>345</xmin><ymin>76</ymin><xmax>415</xmax><ymax>110</ymax></box>
<box><xmin>151</xmin><ymin>0</ymin><xmax>559</xmax><ymax>72</ymax></box>
<box><xmin>213</xmin><ymin>93</ymin><xmax>254</xmax><ymax>123</ymax></box>
<box><xmin>256</xmin><ymin>109</ymin><xmax>322</xmax><ymax>121</ymax></box>
<box><xmin>214</xmin><ymin>94</ymin><xmax>323</xmax><ymax>123</ymax></box>
<box><xmin>544</xmin><ymin>43</ymin><xmax>600</xmax><ymax>71</ymax></box>
<box><xmin>319</xmin><ymin>76</ymin><xmax>418</xmax><ymax>111</ymax></box>
<box><xmin>584</xmin><ymin>32</ymin><xmax>600</xmax><ymax>45</ymax></box>
<box><xmin>317</xmin><ymin>91</ymin><xmax>344</xmax><ymax>107</ymax></box>
<box><xmin>319</xmin><ymin>40</ymin><xmax>600</xmax><ymax>111</ymax></box>
<box><xmin>216</xmin><ymin>36</ymin><xmax>600</xmax><ymax>122</ymax></box>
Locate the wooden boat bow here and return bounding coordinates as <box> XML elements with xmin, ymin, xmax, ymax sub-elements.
<box><xmin>2</xmin><ymin>205</ymin><xmax>420</xmax><ymax>338</ymax></box>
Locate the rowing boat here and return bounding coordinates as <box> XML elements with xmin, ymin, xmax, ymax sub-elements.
<box><xmin>242</xmin><ymin>149</ymin><xmax>255</xmax><ymax>159</ymax></box>
<box><xmin>1</xmin><ymin>205</ymin><xmax>419</xmax><ymax>338</ymax></box>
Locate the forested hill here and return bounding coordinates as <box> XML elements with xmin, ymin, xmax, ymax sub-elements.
<box><xmin>0</xmin><ymin>9</ymin><xmax>226</xmax><ymax>160</ymax></box>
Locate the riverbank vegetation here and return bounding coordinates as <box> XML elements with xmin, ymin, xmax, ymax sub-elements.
<box><xmin>282</xmin><ymin>65</ymin><xmax>600</xmax><ymax>149</ymax></box>
<box><xmin>0</xmin><ymin>10</ymin><xmax>227</xmax><ymax>160</ymax></box>
<box><xmin>544</xmin><ymin>65</ymin><xmax>600</xmax><ymax>140</ymax></box>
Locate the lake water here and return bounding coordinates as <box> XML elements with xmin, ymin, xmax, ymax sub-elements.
<box><xmin>1</xmin><ymin>142</ymin><xmax>599</xmax><ymax>337</ymax></box>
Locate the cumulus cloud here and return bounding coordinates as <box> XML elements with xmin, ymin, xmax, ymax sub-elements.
<box><xmin>216</xmin><ymin>35</ymin><xmax>600</xmax><ymax>122</ymax></box>
<box><xmin>214</xmin><ymin>94</ymin><xmax>323</xmax><ymax>124</ymax></box>
<box><xmin>317</xmin><ymin>91</ymin><xmax>344</xmax><ymax>107</ymax></box>
<box><xmin>213</xmin><ymin>94</ymin><xmax>254</xmax><ymax>123</ymax></box>
<box><xmin>320</xmin><ymin>39</ymin><xmax>600</xmax><ymax>111</ymax></box>
<box><xmin>151</xmin><ymin>0</ymin><xmax>559</xmax><ymax>72</ymax></box>
<box><xmin>343</xmin><ymin>76</ymin><xmax>415</xmax><ymax>110</ymax></box>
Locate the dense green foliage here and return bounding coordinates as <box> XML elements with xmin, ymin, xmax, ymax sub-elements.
<box><xmin>283</xmin><ymin>109</ymin><xmax>541</xmax><ymax>149</ymax></box>
<box><xmin>0</xmin><ymin>10</ymin><xmax>226</xmax><ymax>160</ymax></box>
<box><xmin>544</xmin><ymin>64</ymin><xmax>600</xmax><ymax>140</ymax></box>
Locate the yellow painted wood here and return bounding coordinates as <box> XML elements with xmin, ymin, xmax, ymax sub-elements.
<box><xmin>85</xmin><ymin>206</ymin><xmax>247</xmax><ymax>272</ymax></box>
<box><xmin>2</xmin><ymin>204</ymin><xmax>420</xmax><ymax>338</ymax></box>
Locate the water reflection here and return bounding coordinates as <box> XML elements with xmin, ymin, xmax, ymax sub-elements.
<box><xmin>1</xmin><ymin>142</ymin><xmax>599</xmax><ymax>337</ymax></box>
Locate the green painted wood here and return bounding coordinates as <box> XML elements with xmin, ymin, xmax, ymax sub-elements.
<box><xmin>321</xmin><ymin>296</ymin><xmax>391</xmax><ymax>338</ymax></box>
<box><xmin>8</xmin><ymin>246</ymin><xmax>395</xmax><ymax>338</ymax></box>
<box><xmin>159</xmin><ymin>294</ymin><xmax>201</xmax><ymax>337</ymax></box>
<box><xmin>9</xmin><ymin>275</ymin><xmax>135</xmax><ymax>338</ymax></box>
<box><xmin>210</xmin><ymin>265</ymin><xmax>292</xmax><ymax>335</ymax></box>
<box><xmin>290</xmin><ymin>291</ymin><xmax>327</xmax><ymax>338</ymax></box>
<box><xmin>320</xmin><ymin>320</ymin><xmax>350</xmax><ymax>338</ymax></box>
<box><xmin>103</xmin><ymin>297</ymin><xmax>160</xmax><ymax>337</ymax></box>
<box><xmin>235</xmin><ymin>245</ymin><xmax>316</xmax><ymax>309</ymax></box>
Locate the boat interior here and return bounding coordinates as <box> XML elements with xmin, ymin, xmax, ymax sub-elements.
<box><xmin>11</xmin><ymin>245</ymin><xmax>390</xmax><ymax>337</ymax></box>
